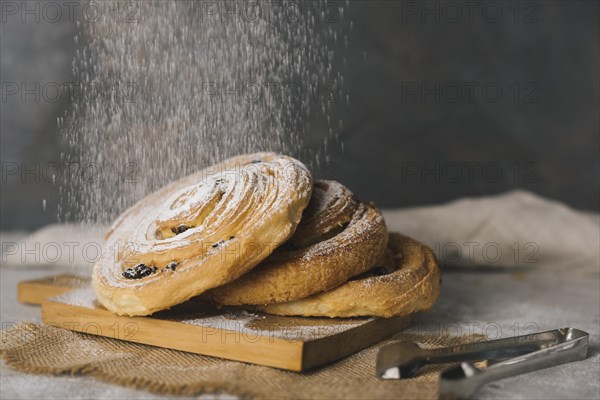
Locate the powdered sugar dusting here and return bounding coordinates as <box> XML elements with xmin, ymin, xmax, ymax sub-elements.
<box><xmin>52</xmin><ymin>287</ymin><xmax>99</xmax><ymax>309</ymax></box>
<box><xmin>61</xmin><ymin>0</ymin><xmax>349</xmax><ymax>228</ymax></box>
<box><xmin>180</xmin><ymin>309</ymin><xmax>370</xmax><ymax>341</ymax></box>
<box><xmin>298</xmin><ymin>202</ymin><xmax>384</xmax><ymax>260</ymax></box>
<box><xmin>50</xmin><ymin>286</ymin><xmax>372</xmax><ymax>342</ymax></box>
<box><xmin>94</xmin><ymin>154</ymin><xmax>312</xmax><ymax>292</ymax></box>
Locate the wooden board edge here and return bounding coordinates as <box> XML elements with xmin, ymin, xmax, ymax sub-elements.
<box><xmin>42</xmin><ymin>300</ymin><xmax>305</xmax><ymax>371</ymax></box>
<box><xmin>24</xmin><ymin>274</ymin><xmax>405</xmax><ymax>371</ymax></box>
<box><xmin>17</xmin><ymin>281</ymin><xmax>75</xmax><ymax>305</ymax></box>
<box><xmin>300</xmin><ymin>315</ymin><xmax>412</xmax><ymax>370</ymax></box>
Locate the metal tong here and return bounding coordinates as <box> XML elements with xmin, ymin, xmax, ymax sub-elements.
<box><xmin>376</xmin><ymin>327</ymin><xmax>589</xmax><ymax>399</ymax></box>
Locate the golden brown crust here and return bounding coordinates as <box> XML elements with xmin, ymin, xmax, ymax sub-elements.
<box><xmin>206</xmin><ymin>181</ymin><xmax>388</xmax><ymax>305</ymax></box>
<box><xmin>92</xmin><ymin>153</ymin><xmax>312</xmax><ymax>316</ymax></box>
<box><xmin>254</xmin><ymin>233</ymin><xmax>442</xmax><ymax>318</ymax></box>
<box><xmin>286</xmin><ymin>180</ymin><xmax>359</xmax><ymax>248</ymax></box>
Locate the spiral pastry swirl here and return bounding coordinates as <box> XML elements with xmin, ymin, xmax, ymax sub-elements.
<box><xmin>254</xmin><ymin>233</ymin><xmax>442</xmax><ymax>318</ymax></box>
<box><xmin>92</xmin><ymin>153</ymin><xmax>312</xmax><ymax>316</ymax></box>
<box><xmin>206</xmin><ymin>180</ymin><xmax>388</xmax><ymax>305</ymax></box>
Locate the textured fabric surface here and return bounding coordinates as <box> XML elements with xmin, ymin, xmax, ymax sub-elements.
<box><xmin>0</xmin><ymin>322</ymin><xmax>482</xmax><ymax>399</ymax></box>
<box><xmin>382</xmin><ymin>191</ymin><xmax>600</xmax><ymax>274</ymax></box>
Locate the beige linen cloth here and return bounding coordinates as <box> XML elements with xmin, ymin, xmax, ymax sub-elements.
<box><xmin>383</xmin><ymin>190</ymin><xmax>599</xmax><ymax>275</ymax></box>
<box><xmin>0</xmin><ymin>190</ymin><xmax>598</xmax><ymax>398</ymax></box>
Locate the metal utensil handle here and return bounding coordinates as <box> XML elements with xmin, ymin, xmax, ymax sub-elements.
<box><xmin>472</xmin><ymin>335</ymin><xmax>588</xmax><ymax>388</ymax></box>
<box><xmin>439</xmin><ymin>328</ymin><xmax>589</xmax><ymax>399</ymax></box>
<box><xmin>427</xmin><ymin>329</ymin><xmax>562</xmax><ymax>363</ymax></box>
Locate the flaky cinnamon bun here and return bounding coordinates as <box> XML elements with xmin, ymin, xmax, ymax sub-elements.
<box><xmin>206</xmin><ymin>180</ymin><xmax>388</xmax><ymax>305</ymax></box>
<box><xmin>254</xmin><ymin>233</ymin><xmax>441</xmax><ymax>318</ymax></box>
<box><xmin>92</xmin><ymin>153</ymin><xmax>312</xmax><ymax>316</ymax></box>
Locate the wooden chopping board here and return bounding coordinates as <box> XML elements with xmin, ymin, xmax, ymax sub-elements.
<box><xmin>18</xmin><ymin>275</ymin><xmax>410</xmax><ymax>371</ymax></box>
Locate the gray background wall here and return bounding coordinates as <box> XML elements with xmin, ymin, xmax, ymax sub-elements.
<box><xmin>1</xmin><ymin>1</ymin><xmax>599</xmax><ymax>231</ymax></box>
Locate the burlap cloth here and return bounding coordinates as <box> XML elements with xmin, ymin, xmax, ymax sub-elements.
<box><xmin>1</xmin><ymin>322</ymin><xmax>483</xmax><ymax>399</ymax></box>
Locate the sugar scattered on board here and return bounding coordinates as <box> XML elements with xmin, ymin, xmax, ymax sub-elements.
<box><xmin>51</xmin><ymin>287</ymin><xmax>372</xmax><ymax>341</ymax></box>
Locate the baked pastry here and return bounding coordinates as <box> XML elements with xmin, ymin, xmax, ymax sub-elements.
<box><xmin>254</xmin><ymin>233</ymin><xmax>441</xmax><ymax>318</ymax></box>
<box><xmin>206</xmin><ymin>180</ymin><xmax>388</xmax><ymax>305</ymax></box>
<box><xmin>92</xmin><ymin>153</ymin><xmax>312</xmax><ymax>316</ymax></box>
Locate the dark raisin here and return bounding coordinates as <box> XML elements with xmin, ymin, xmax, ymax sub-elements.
<box><xmin>371</xmin><ymin>267</ymin><xmax>388</xmax><ymax>276</ymax></box>
<box><xmin>171</xmin><ymin>224</ymin><xmax>189</xmax><ymax>234</ymax></box>
<box><xmin>229</xmin><ymin>235</ymin><xmax>235</xmax><ymax>240</ymax></box>
<box><xmin>122</xmin><ymin>268</ymin><xmax>137</xmax><ymax>279</ymax></box>
<box><xmin>122</xmin><ymin>263</ymin><xmax>156</xmax><ymax>279</ymax></box>
<box><xmin>137</xmin><ymin>264</ymin><xmax>155</xmax><ymax>277</ymax></box>
<box><xmin>165</xmin><ymin>261</ymin><xmax>178</xmax><ymax>271</ymax></box>
<box><xmin>215</xmin><ymin>178</ymin><xmax>226</xmax><ymax>184</ymax></box>
<box><xmin>212</xmin><ymin>240</ymin><xmax>225</xmax><ymax>248</ymax></box>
